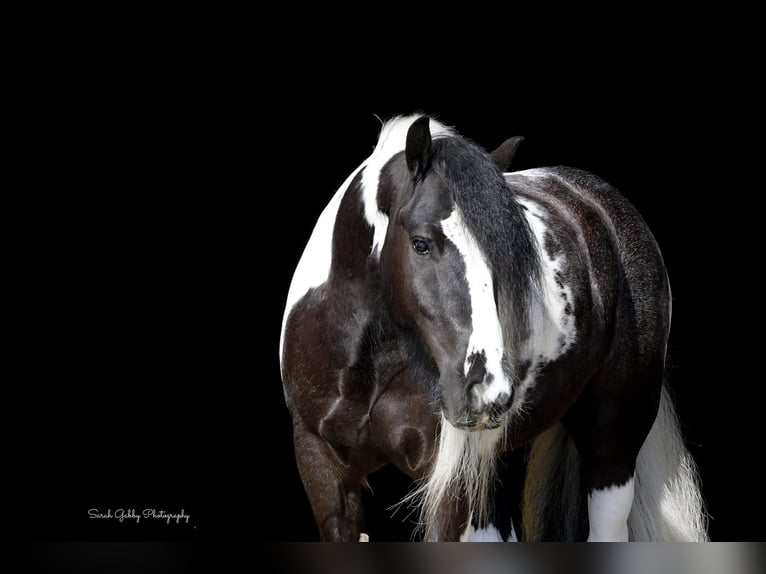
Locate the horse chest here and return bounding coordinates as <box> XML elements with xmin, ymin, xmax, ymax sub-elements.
<box><xmin>314</xmin><ymin>363</ymin><xmax>437</xmax><ymax>477</ymax></box>
<box><xmin>368</xmin><ymin>379</ymin><xmax>438</xmax><ymax>478</ymax></box>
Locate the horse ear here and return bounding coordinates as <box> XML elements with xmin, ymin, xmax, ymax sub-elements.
<box><xmin>490</xmin><ymin>136</ymin><xmax>525</xmax><ymax>171</ymax></box>
<box><xmin>405</xmin><ymin>116</ymin><xmax>432</xmax><ymax>178</ymax></box>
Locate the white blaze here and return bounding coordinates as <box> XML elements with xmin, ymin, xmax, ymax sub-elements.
<box><xmin>441</xmin><ymin>208</ymin><xmax>509</xmax><ymax>404</ymax></box>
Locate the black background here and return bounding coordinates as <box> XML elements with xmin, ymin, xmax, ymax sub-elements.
<box><xmin>21</xmin><ymin>29</ymin><xmax>762</xmax><ymax>544</ymax></box>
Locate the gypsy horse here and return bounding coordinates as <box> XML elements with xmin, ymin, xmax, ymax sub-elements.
<box><xmin>280</xmin><ymin>114</ymin><xmax>707</xmax><ymax>541</ymax></box>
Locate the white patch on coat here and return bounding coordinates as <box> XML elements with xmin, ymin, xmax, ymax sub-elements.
<box><xmin>279</xmin><ymin>165</ymin><xmax>364</xmax><ymax>363</ymax></box>
<box><xmin>588</xmin><ymin>477</ymin><xmax>635</xmax><ymax>542</ymax></box>
<box><xmin>460</xmin><ymin>524</ymin><xmax>504</xmax><ymax>542</ymax></box>
<box><xmin>441</xmin><ymin>208</ymin><xmax>510</xmax><ymax>406</ymax></box>
<box><xmin>460</xmin><ymin>520</ymin><xmax>518</xmax><ymax>542</ymax></box>
<box><xmin>512</xmin><ymin>196</ymin><xmax>577</xmax><ymax>410</ymax></box>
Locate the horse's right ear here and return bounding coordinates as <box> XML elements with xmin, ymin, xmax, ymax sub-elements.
<box><xmin>490</xmin><ymin>136</ymin><xmax>525</xmax><ymax>171</ymax></box>
<box><xmin>405</xmin><ymin>116</ymin><xmax>432</xmax><ymax>179</ymax></box>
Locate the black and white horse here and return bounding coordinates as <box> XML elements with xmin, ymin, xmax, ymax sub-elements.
<box><xmin>280</xmin><ymin>114</ymin><xmax>706</xmax><ymax>541</ymax></box>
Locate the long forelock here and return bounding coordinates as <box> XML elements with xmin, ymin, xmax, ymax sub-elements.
<box><xmin>432</xmin><ymin>137</ymin><xmax>542</xmax><ymax>351</ymax></box>
<box><xmin>362</xmin><ymin>114</ymin><xmax>455</xmax><ymax>255</ymax></box>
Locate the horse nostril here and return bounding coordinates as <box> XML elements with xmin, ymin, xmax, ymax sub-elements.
<box><xmin>489</xmin><ymin>392</ymin><xmax>512</xmax><ymax>418</ymax></box>
<box><xmin>496</xmin><ymin>391</ymin><xmax>511</xmax><ymax>408</ymax></box>
<box><xmin>464</xmin><ymin>355</ymin><xmax>486</xmax><ymax>391</ymax></box>
<box><xmin>465</xmin><ymin>373</ymin><xmax>485</xmax><ymax>392</ymax></box>
<box><xmin>465</xmin><ymin>382</ymin><xmax>480</xmax><ymax>407</ymax></box>
<box><xmin>464</xmin><ymin>372</ymin><xmax>487</xmax><ymax>410</ymax></box>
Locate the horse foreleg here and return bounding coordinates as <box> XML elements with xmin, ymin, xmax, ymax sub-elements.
<box><xmin>566</xmin><ymin>362</ymin><xmax>663</xmax><ymax>542</ymax></box>
<box><xmin>292</xmin><ymin>417</ymin><xmax>365</xmax><ymax>542</ymax></box>
<box><xmin>459</xmin><ymin>448</ymin><xmax>524</xmax><ymax>542</ymax></box>
<box><xmin>587</xmin><ymin>475</ymin><xmax>635</xmax><ymax>542</ymax></box>
<box><xmin>568</xmin><ymin>394</ymin><xmax>654</xmax><ymax>542</ymax></box>
<box><xmin>426</xmin><ymin>491</ymin><xmax>470</xmax><ymax>541</ymax></box>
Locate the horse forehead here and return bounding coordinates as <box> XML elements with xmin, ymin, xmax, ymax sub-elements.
<box><xmin>405</xmin><ymin>179</ymin><xmax>453</xmax><ymax>221</ymax></box>
<box><xmin>361</xmin><ymin>115</ymin><xmax>454</xmax><ymax>254</ymax></box>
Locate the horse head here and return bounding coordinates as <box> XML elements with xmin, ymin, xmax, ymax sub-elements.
<box><xmin>378</xmin><ymin>117</ymin><xmax>532</xmax><ymax>431</ymax></box>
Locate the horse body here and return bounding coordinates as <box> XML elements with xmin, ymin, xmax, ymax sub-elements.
<box><xmin>280</xmin><ymin>115</ymin><xmax>705</xmax><ymax>542</ymax></box>
<box><xmin>500</xmin><ymin>165</ymin><xmax>671</xmax><ymax>449</ymax></box>
<box><xmin>490</xmin><ymin>167</ymin><xmax>672</xmax><ymax>541</ymax></box>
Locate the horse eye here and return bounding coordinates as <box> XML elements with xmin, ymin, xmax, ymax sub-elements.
<box><xmin>411</xmin><ymin>237</ymin><xmax>431</xmax><ymax>255</ymax></box>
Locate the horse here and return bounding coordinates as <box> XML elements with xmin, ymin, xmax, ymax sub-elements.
<box><xmin>279</xmin><ymin>114</ymin><xmax>707</xmax><ymax>542</ymax></box>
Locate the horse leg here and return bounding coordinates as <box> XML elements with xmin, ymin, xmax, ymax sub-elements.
<box><xmin>292</xmin><ymin>416</ymin><xmax>365</xmax><ymax>541</ymax></box>
<box><xmin>428</xmin><ymin>489</ymin><xmax>469</xmax><ymax>541</ymax></box>
<box><xmin>586</xmin><ymin>474</ymin><xmax>634</xmax><ymax>541</ymax></box>
<box><xmin>566</xmin><ymin>371</ymin><xmax>662</xmax><ymax>542</ymax></box>
<box><xmin>460</xmin><ymin>448</ymin><xmax>525</xmax><ymax>542</ymax></box>
<box><xmin>570</xmin><ymin>426</ymin><xmax>638</xmax><ymax>542</ymax></box>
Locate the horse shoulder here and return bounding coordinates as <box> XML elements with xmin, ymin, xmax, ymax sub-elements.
<box><xmin>368</xmin><ymin>361</ymin><xmax>439</xmax><ymax>478</ymax></box>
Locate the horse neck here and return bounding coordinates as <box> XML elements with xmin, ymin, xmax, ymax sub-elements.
<box><xmin>324</xmin><ymin>173</ymin><xmax>403</xmax><ymax>355</ymax></box>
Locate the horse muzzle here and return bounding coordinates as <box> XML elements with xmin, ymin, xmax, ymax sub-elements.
<box><xmin>441</xmin><ymin>368</ymin><xmax>513</xmax><ymax>431</ymax></box>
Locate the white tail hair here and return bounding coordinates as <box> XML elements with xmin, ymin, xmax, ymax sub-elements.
<box><xmin>523</xmin><ymin>383</ymin><xmax>708</xmax><ymax>541</ymax></box>
<box><xmin>629</xmin><ymin>384</ymin><xmax>708</xmax><ymax>540</ymax></box>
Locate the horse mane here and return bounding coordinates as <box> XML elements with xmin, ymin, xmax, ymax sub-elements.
<box><xmin>430</xmin><ymin>135</ymin><xmax>542</xmax><ymax>354</ymax></box>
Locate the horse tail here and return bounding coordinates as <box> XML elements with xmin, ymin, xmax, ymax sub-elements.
<box><xmin>628</xmin><ymin>384</ymin><xmax>708</xmax><ymax>541</ymax></box>
<box><xmin>522</xmin><ymin>383</ymin><xmax>708</xmax><ymax>541</ymax></box>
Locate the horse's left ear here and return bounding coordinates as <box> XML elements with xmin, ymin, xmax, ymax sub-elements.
<box><xmin>405</xmin><ymin>116</ymin><xmax>432</xmax><ymax>179</ymax></box>
<box><xmin>490</xmin><ymin>136</ymin><xmax>525</xmax><ymax>171</ymax></box>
